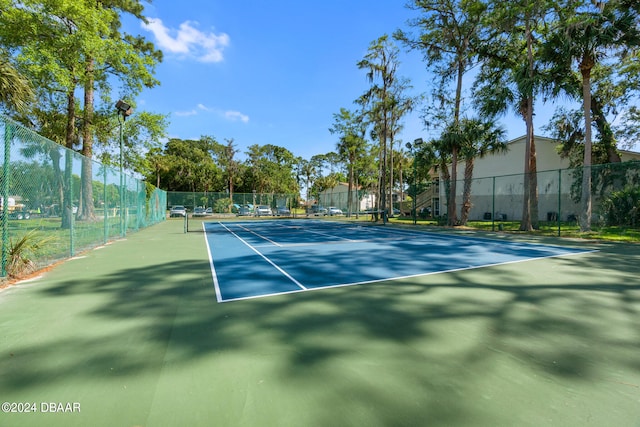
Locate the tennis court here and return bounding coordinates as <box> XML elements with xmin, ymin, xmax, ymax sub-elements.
<box><xmin>1</xmin><ymin>218</ymin><xmax>639</xmax><ymax>427</ymax></box>
<box><xmin>204</xmin><ymin>219</ymin><xmax>593</xmax><ymax>302</ymax></box>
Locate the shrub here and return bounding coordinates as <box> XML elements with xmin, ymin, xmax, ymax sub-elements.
<box><xmin>601</xmin><ymin>186</ymin><xmax>640</xmax><ymax>226</ymax></box>
<box><xmin>6</xmin><ymin>230</ymin><xmax>55</xmax><ymax>279</ymax></box>
<box><xmin>214</xmin><ymin>198</ymin><xmax>232</xmax><ymax>213</ymax></box>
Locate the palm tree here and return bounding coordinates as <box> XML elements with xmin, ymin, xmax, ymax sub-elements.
<box><xmin>457</xmin><ymin>118</ymin><xmax>507</xmax><ymax>225</ymax></box>
<box><xmin>330</xmin><ymin>108</ymin><xmax>369</xmax><ymax>216</ymax></box>
<box><xmin>357</xmin><ymin>35</ymin><xmax>405</xmax><ymax>221</ymax></box>
<box><xmin>299</xmin><ymin>158</ymin><xmax>317</xmax><ymax>206</ymax></box>
<box><xmin>0</xmin><ymin>52</ymin><xmax>34</xmax><ymax>113</ymax></box>
<box><xmin>396</xmin><ymin>0</ymin><xmax>487</xmax><ymax>226</ymax></box>
<box><xmin>474</xmin><ymin>0</ymin><xmax>552</xmax><ymax>230</ymax></box>
<box><xmin>543</xmin><ymin>0</ymin><xmax>640</xmax><ymax>231</ymax></box>
<box><xmin>423</xmin><ymin>134</ymin><xmax>453</xmax><ymax>221</ymax></box>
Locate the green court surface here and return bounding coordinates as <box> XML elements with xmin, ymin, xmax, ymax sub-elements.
<box><xmin>1</xmin><ymin>218</ymin><xmax>639</xmax><ymax>427</ymax></box>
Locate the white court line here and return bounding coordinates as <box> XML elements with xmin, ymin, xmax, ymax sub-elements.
<box><xmin>203</xmin><ymin>221</ymin><xmax>224</xmax><ymax>303</ymax></box>
<box><xmin>217</xmin><ymin>222</ymin><xmax>307</xmax><ymax>291</ymax></box>
<box><xmin>235</xmin><ymin>224</ymin><xmax>283</xmax><ymax>247</ymax></box>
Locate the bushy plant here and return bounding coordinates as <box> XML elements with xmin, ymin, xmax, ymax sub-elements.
<box><xmin>6</xmin><ymin>230</ymin><xmax>55</xmax><ymax>279</ymax></box>
<box><xmin>214</xmin><ymin>198</ymin><xmax>232</xmax><ymax>213</ymax></box>
<box><xmin>601</xmin><ymin>186</ymin><xmax>640</xmax><ymax>226</ymax></box>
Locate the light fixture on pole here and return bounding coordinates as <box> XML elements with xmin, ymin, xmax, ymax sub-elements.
<box><xmin>115</xmin><ymin>100</ymin><xmax>132</xmax><ymax>237</ymax></box>
<box><xmin>405</xmin><ymin>138</ymin><xmax>423</xmax><ymax>225</ymax></box>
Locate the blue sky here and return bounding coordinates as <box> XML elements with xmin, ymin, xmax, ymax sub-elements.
<box><xmin>127</xmin><ymin>0</ymin><xmax>549</xmax><ymax>161</ymax></box>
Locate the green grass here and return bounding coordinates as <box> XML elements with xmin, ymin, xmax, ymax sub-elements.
<box><xmin>2</xmin><ymin>214</ymin><xmax>154</xmax><ymax>271</ymax></box>
<box><xmin>387</xmin><ymin>216</ymin><xmax>640</xmax><ymax>242</ymax></box>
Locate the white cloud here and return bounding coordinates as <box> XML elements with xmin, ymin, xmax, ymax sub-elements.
<box><xmin>174</xmin><ymin>109</ymin><xmax>197</xmax><ymax>117</ymax></box>
<box><xmin>224</xmin><ymin>110</ymin><xmax>249</xmax><ymax>123</ymax></box>
<box><xmin>173</xmin><ymin>103</ymin><xmax>249</xmax><ymax>123</ymax></box>
<box><xmin>142</xmin><ymin>18</ymin><xmax>230</xmax><ymax>63</ymax></box>
<box><xmin>197</xmin><ymin>103</ymin><xmax>213</xmax><ymax>112</ymax></box>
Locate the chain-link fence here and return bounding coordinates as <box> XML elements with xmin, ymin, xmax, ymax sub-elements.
<box><xmin>313</xmin><ymin>162</ymin><xmax>640</xmax><ymax>234</ymax></box>
<box><xmin>317</xmin><ymin>189</ymin><xmax>372</xmax><ymax>215</ymax></box>
<box><xmin>1</xmin><ymin>114</ymin><xmax>166</xmax><ymax>278</ymax></box>
<box><xmin>167</xmin><ymin>191</ymin><xmax>300</xmax><ymax>232</ymax></box>
<box><xmin>168</xmin><ymin>191</ymin><xmax>299</xmax><ymax>214</ymax></box>
<box><xmin>440</xmin><ymin>161</ymin><xmax>640</xmax><ymax>234</ymax></box>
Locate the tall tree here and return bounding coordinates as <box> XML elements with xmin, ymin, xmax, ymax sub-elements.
<box><xmin>245</xmin><ymin>144</ymin><xmax>298</xmax><ymax>197</ymax></box>
<box><xmin>213</xmin><ymin>138</ymin><xmax>240</xmax><ymax>212</ymax></box>
<box><xmin>474</xmin><ymin>0</ymin><xmax>551</xmax><ymax>230</ymax></box>
<box><xmin>157</xmin><ymin>137</ymin><xmax>222</xmax><ymax>192</ymax></box>
<box><xmin>298</xmin><ymin>158</ymin><xmax>317</xmax><ymax>204</ymax></box>
<box><xmin>357</xmin><ymin>34</ymin><xmax>409</xmax><ymax>220</ymax></box>
<box><xmin>0</xmin><ymin>1</ymin><xmax>162</xmax><ymax>224</ymax></box>
<box><xmin>387</xmin><ymin>78</ymin><xmax>414</xmax><ymax>215</ymax></box>
<box><xmin>542</xmin><ymin>0</ymin><xmax>640</xmax><ymax>231</ymax></box>
<box><xmin>456</xmin><ymin>118</ymin><xmax>507</xmax><ymax>224</ymax></box>
<box><xmin>329</xmin><ymin>108</ymin><xmax>369</xmax><ymax>216</ymax></box>
<box><xmin>396</xmin><ymin>0</ymin><xmax>487</xmax><ymax>226</ymax></box>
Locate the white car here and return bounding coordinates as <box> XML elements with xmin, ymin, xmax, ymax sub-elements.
<box><xmin>169</xmin><ymin>205</ymin><xmax>186</xmax><ymax>217</ymax></box>
<box><xmin>255</xmin><ymin>205</ymin><xmax>273</xmax><ymax>216</ymax></box>
<box><xmin>328</xmin><ymin>207</ymin><xmax>343</xmax><ymax>216</ymax></box>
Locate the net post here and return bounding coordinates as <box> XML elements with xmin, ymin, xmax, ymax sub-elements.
<box><xmin>184</xmin><ymin>211</ymin><xmax>188</xmax><ymax>233</ymax></box>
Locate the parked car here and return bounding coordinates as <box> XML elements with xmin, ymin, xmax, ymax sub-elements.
<box><xmin>309</xmin><ymin>205</ymin><xmax>327</xmax><ymax>216</ymax></box>
<box><xmin>193</xmin><ymin>207</ymin><xmax>207</xmax><ymax>217</ymax></box>
<box><xmin>169</xmin><ymin>205</ymin><xmax>187</xmax><ymax>217</ymax></box>
<box><xmin>327</xmin><ymin>207</ymin><xmax>343</xmax><ymax>216</ymax></box>
<box><xmin>237</xmin><ymin>206</ymin><xmax>251</xmax><ymax>216</ymax></box>
<box><xmin>275</xmin><ymin>206</ymin><xmax>291</xmax><ymax>216</ymax></box>
<box><xmin>255</xmin><ymin>205</ymin><xmax>273</xmax><ymax>216</ymax></box>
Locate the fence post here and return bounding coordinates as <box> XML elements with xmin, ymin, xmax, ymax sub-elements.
<box><xmin>104</xmin><ymin>165</ymin><xmax>108</xmax><ymax>244</ymax></box>
<box><xmin>491</xmin><ymin>176</ymin><xmax>496</xmax><ymax>232</ymax></box>
<box><xmin>557</xmin><ymin>169</ymin><xmax>562</xmax><ymax>237</ymax></box>
<box><xmin>1</xmin><ymin>122</ymin><xmax>13</xmax><ymax>277</ymax></box>
<box><xmin>68</xmin><ymin>151</ymin><xmax>75</xmax><ymax>256</ymax></box>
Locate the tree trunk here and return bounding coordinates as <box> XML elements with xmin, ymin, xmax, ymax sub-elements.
<box><xmin>440</xmin><ymin>159</ymin><xmax>451</xmax><ymax>221</ymax></box>
<box><xmin>61</xmin><ymin>90</ymin><xmax>76</xmax><ymax>230</ymax></box>
<box><xmin>460</xmin><ymin>158</ymin><xmax>474</xmax><ymax>225</ymax></box>
<box><xmin>520</xmin><ymin>15</ymin><xmax>536</xmax><ymax>232</ymax></box>
<box><xmin>448</xmin><ymin>147</ymin><xmax>458</xmax><ymax>226</ymax></box>
<box><xmin>389</xmin><ymin>136</ymin><xmax>394</xmax><ymax>216</ymax></box>
<box><xmin>580</xmin><ymin>59</ymin><xmax>593</xmax><ymax>232</ymax></box>
<box><xmin>347</xmin><ymin>161</ymin><xmax>354</xmax><ymax>217</ymax></box>
<box><xmin>79</xmin><ymin>57</ymin><xmax>96</xmax><ymax>221</ymax></box>
<box><xmin>448</xmin><ymin>57</ymin><xmax>465</xmax><ymax>226</ymax></box>
<box><xmin>529</xmin><ymin>136</ymin><xmax>539</xmax><ymax>229</ymax></box>
<box><xmin>379</xmin><ymin>131</ymin><xmax>387</xmax><ymax>220</ymax></box>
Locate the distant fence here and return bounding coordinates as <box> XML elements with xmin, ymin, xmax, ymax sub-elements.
<box><xmin>317</xmin><ymin>161</ymin><xmax>640</xmax><ymax>234</ymax></box>
<box><xmin>167</xmin><ymin>191</ymin><xmax>299</xmax><ymax>214</ymax></box>
<box><xmin>442</xmin><ymin>162</ymin><xmax>640</xmax><ymax>231</ymax></box>
<box><xmin>1</xmin><ymin>114</ymin><xmax>166</xmax><ymax>278</ymax></box>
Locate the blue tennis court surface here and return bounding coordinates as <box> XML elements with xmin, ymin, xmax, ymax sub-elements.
<box><xmin>203</xmin><ymin>220</ymin><xmax>593</xmax><ymax>302</ymax></box>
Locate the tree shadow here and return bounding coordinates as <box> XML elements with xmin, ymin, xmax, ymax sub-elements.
<box><xmin>2</xmin><ymin>231</ymin><xmax>640</xmax><ymax>425</ymax></box>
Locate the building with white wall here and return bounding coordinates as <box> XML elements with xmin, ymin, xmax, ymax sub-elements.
<box><xmin>440</xmin><ymin>135</ymin><xmax>640</xmax><ymax>222</ymax></box>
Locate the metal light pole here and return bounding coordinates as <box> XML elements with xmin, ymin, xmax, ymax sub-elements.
<box><xmin>115</xmin><ymin>100</ymin><xmax>132</xmax><ymax>237</ymax></box>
